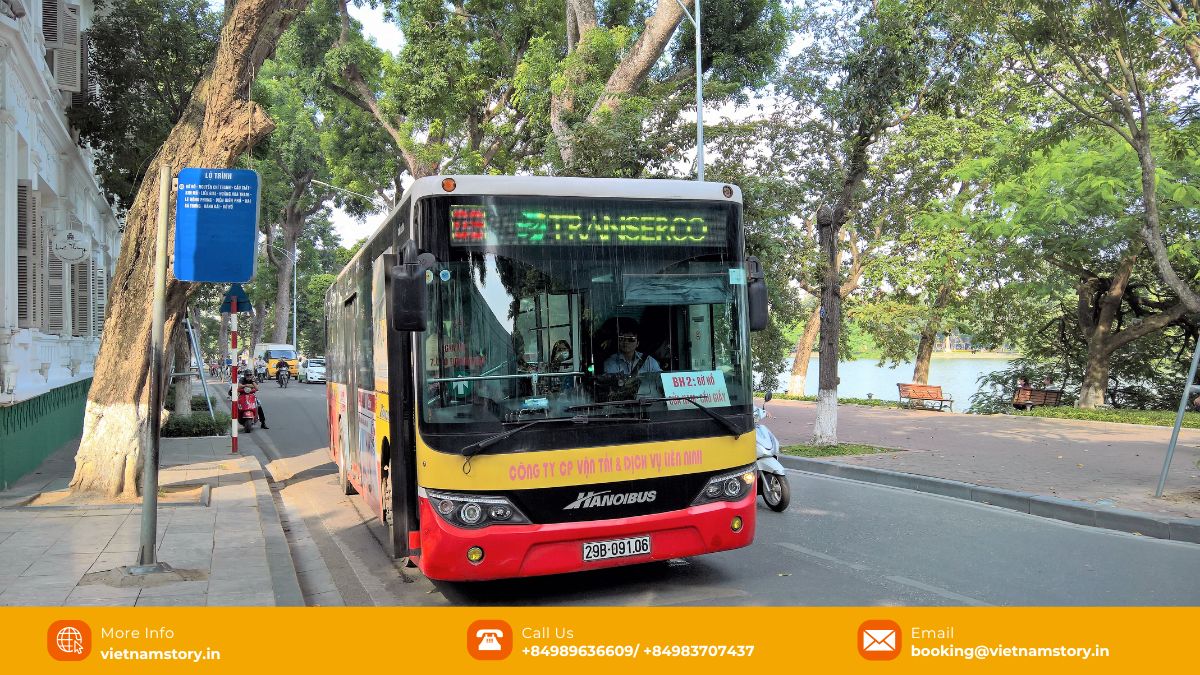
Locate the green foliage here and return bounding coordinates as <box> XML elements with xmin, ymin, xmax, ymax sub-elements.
<box><xmin>1016</xmin><ymin>407</ymin><xmax>1200</xmax><ymax>430</ymax></box>
<box><xmin>162</xmin><ymin>411</ymin><xmax>231</xmax><ymax>437</ymax></box>
<box><xmin>70</xmin><ymin>0</ymin><xmax>221</xmax><ymax>210</ymax></box>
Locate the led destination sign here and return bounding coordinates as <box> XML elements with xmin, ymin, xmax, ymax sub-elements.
<box><xmin>450</xmin><ymin>200</ymin><xmax>727</xmax><ymax>247</ymax></box>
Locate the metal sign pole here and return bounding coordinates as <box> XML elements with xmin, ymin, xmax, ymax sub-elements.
<box><xmin>1155</xmin><ymin>336</ymin><xmax>1200</xmax><ymax>498</ymax></box>
<box><xmin>186</xmin><ymin>307</ymin><xmax>215</xmax><ymax>420</ymax></box>
<box><xmin>134</xmin><ymin>164</ymin><xmax>171</xmax><ymax>571</ymax></box>
<box><xmin>230</xmin><ymin>296</ymin><xmax>239</xmax><ymax>454</ymax></box>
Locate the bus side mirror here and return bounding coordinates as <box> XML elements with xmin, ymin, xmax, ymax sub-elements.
<box><xmin>390</xmin><ymin>253</ymin><xmax>436</xmax><ymax>332</ymax></box>
<box><xmin>746</xmin><ymin>256</ymin><xmax>769</xmax><ymax>332</ymax></box>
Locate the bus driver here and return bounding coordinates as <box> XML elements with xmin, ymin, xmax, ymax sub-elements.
<box><xmin>604</xmin><ymin>325</ymin><xmax>662</xmax><ymax>377</ymax></box>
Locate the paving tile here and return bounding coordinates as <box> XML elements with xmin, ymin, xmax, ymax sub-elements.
<box><xmin>306</xmin><ymin>590</ymin><xmax>344</xmax><ymax>607</ymax></box>
<box><xmin>46</xmin><ymin>537</ymin><xmax>114</xmax><ymax>555</ymax></box>
<box><xmin>20</xmin><ymin>553</ymin><xmax>101</xmax><ymax>580</ymax></box>
<box><xmin>206</xmin><ymin>592</ymin><xmax>273</xmax><ymax>606</ymax></box>
<box><xmin>87</xmin><ymin>552</ymin><xmax>137</xmax><ymax>574</ymax></box>
<box><xmin>137</xmin><ymin>580</ymin><xmax>210</xmax><ymax>597</ymax></box>
<box><xmin>0</xmin><ymin>581</ymin><xmax>75</xmax><ymax>606</ymax></box>
<box><xmin>67</xmin><ymin>596</ymin><xmax>139</xmax><ymax>607</ymax></box>
<box><xmin>66</xmin><ymin>585</ymin><xmax>142</xmax><ymax>602</ymax></box>
<box><xmin>136</xmin><ymin>594</ymin><xmax>207</xmax><ymax>607</ymax></box>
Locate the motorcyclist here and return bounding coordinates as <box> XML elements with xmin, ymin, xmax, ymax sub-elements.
<box><xmin>254</xmin><ymin>356</ymin><xmax>268</xmax><ymax>382</ymax></box>
<box><xmin>275</xmin><ymin>358</ymin><xmax>291</xmax><ymax>384</ymax></box>
<box><xmin>238</xmin><ymin>371</ymin><xmax>269</xmax><ymax>429</ymax></box>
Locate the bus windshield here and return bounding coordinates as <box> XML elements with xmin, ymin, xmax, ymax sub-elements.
<box><xmin>417</xmin><ymin>195</ymin><xmax>751</xmax><ymax>453</ymax></box>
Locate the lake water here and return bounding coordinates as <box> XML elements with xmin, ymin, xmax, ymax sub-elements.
<box><xmin>772</xmin><ymin>356</ymin><xmax>1016</xmax><ymax>409</ymax></box>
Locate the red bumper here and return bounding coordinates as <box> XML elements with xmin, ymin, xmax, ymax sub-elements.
<box><xmin>416</xmin><ymin>493</ymin><xmax>757</xmax><ymax>581</ymax></box>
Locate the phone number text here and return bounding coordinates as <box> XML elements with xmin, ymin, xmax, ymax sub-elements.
<box><xmin>522</xmin><ymin>644</ymin><xmax>756</xmax><ymax>658</ymax></box>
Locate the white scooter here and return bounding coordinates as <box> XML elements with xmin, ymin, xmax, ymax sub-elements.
<box><xmin>756</xmin><ymin>392</ymin><xmax>790</xmax><ymax>511</ymax></box>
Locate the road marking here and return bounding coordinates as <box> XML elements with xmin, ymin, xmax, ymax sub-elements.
<box><xmin>775</xmin><ymin>542</ymin><xmax>992</xmax><ymax>606</ymax></box>
<box><xmin>884</xmin><ymin>575</ymin><xmax>992</xmax><ymax>607</ymax></box>
<box><xmin>775</xmin><ymin>542</ymin><xmax>871</xmax><ymax>571</ymax></box>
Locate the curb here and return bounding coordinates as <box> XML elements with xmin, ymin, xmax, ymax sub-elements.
<box><xmin>779</xmin><ymin>455</ymin><xmax>1200</xmax><ymax>545</ymax></box>
<box><xmin>239</xmin><ymin>448</ymin><xmax>305</xmax><ymax>606</ymax></box>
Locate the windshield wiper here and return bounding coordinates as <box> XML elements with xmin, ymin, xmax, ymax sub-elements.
<box><xmin>566</xmin><ymin>396</ymin><xmax>744</xmax><ymax>438</ymax></box>
<box><xmin>460</xmin><ymin>415</ymin><xmax>646</xmax><ymax>457</ymax></box>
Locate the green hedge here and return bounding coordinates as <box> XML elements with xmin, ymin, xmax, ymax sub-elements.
<box><xmin>757</xmin><ymin>392</ymin><xmax>901</xmax><ymax>408</ymax></box>
<box><xmin>1016</xmin><ymin>407</ymin><xmax>1200</xmax><ymax>429</ymax></box>
<box><xmin>162</xmin><ymin>411</ymin><xmax>231</xmax><ymax>437</ymax></box>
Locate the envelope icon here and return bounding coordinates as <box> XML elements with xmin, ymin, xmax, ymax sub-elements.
<box><xmin>863</xmin><ymin>629</ymin><xmax>896</xmax><ymax>651</ymax></box>
<box><xmin>858</xmin><ymin>620</ymin><xmax>901</xmax><ymax>660</ymax></box>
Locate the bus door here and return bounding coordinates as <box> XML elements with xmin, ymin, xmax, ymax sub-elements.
<box><xmin>379</xmin><ymin>252</ymin><xmax>417</xmax><ymax>559</ymax></box>
<box><xmin>340</xmin><ymin>292</ymin><xmax>361</xmax><ymax>490</ymax></box>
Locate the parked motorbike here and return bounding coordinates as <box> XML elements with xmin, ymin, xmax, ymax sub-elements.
<box><xmin>755</xmin><ymin>392</ymin><xmax>790</xmax><ymax>512</ymax></box>
<box><xmin>236</xmin><ymin>385</ymin><xmax>258</xmax><ymax>434</ymax></box>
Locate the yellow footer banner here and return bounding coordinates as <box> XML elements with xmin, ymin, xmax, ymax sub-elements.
<box><xmin>2</xmin><ymin>608</ymin><xmax>1193</xmax><ymax>673</ymax></box>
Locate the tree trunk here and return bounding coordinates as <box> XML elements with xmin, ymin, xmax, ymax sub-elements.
<box><xmin>1133</xmin><ymin>137</ymin><xmax>1200</xmax><ymax>314</ymax></box>
<box><xmin>1077</xmin><ymin>335</ymin><xmax>1111</xmax><ymax>409</ymax></box>
<box><xmin>812</xmin><ymin>211</ymin><xmax>840</xmax><ymax>446</ymax></box>
<box><xmin>272</xmin><ymin>236</ymin><xmax>296</xmax><ymax>343</ymax></box>
<box><xmin>787</xmin><ymin>303</ymin><xmax>821</xmax><ymax>395</ymax></box>
<box><xmin>912</xmin><ymin>281</ymin><xmax>953</xmax><ymax>384</ymax></box>
<box><xmin>171</xmin><ymin>330</ymin><xmax>192</xmax><ymax>419</ymax></box>
<box><xmin>250</xmin><ymin>299</ymin><xmax>267</xmax><ymax>356</ymax></box>
<box><xmin>912</xmin><ymin>329</ymin><xmax>937</xmax><ymax>385</ymax></box>
<box><xmin>70</xmin><ymin>0</ymin><xmax>308</xmax><ymax>498</ymax></box>
<box><xmin>216</xmin><ymin>311</ymin><xmax>229</xmax><ymax>374</ymax></box>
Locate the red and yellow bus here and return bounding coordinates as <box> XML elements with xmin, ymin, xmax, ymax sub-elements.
<box><xmin>325</xmin><ymin>175</ymin><xmax>769</xmax><ymax>581</ymax></box>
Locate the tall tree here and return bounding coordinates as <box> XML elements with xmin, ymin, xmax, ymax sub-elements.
<box><xmin>783</xmin><ymin>0</ymin><xmax>974</xmax><ymax>444</ymax></box>
<box><xmin>70</xmin><ymin>0</ymin><xmax>221</xmax><ymax>210</ymax></box>
<box><xmin>70</xmin><ymin>0</ymin><xmax>311</xmax><ymax>497</ymax></box>
<box><xmin>980</xmin><ymin>131</ymin><xmax>1193</xmax><ymax>407</ymax></box>
<box><xmin>989</xmin><ymin>0</ymin><xmax>1200</xmax><ymax>313</ymax></box>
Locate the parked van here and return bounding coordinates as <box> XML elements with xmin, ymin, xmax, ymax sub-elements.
<box><xmin>254</xmin><ymin>343</ymin><xmax>298</xmax><ymax>379</ymax></box>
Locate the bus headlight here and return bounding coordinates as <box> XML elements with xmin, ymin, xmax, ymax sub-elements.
<box><xmin>423</xmin><ymin>489</ymin><xmax>530</xmax><ymax>529</ymax></box>
<box><xmin>691</xmin><ymin>466</ymin><xmax>755</xmax><ymax>506</ymax></box>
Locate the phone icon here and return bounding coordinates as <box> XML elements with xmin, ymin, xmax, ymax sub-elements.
<box><xmin>467</xmin><ymin>620</ymin><xmax>512</xmax><ymax>660</ymax></box>
<box><xmin>477</xmin><ymin>629</ymin><xmax>504</xmax><ymax>651</ymax></box>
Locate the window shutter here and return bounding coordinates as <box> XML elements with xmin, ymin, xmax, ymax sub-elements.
<box><xmin>93</xmin><ymin>257</ymin><xmax>107</xmax><ymax>334</ymax></box>
<box><xmin>16</xmin><ymin>185</ymin><xmax>31</xmax><ymax>328</ymax></box>
<box><xmin>46</xmin><ymin>255</ymin><xmax>65</xmax><ymax>335</ymax></box>
<box><xmin>72</xmin><ymin>257</ymin><xmax>92</xmax><ymax>336</ymax></box>
<box><xmin>52</xmin><ymin>5</ymin><xmax>81</xmax><ymax>93</ymax></box>
<box><xmin>71</xmin><ymin>35</ymin><xmax>90</xmax><ymax>107</ymax></box>
<box><xmin>42</xmin><ymin>0</ymin><xmax>61</xmax><ymax>47</ymax></box>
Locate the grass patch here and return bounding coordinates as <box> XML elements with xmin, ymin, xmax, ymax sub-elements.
<box><xmin>758</xmin><ymin>392</ymin><xmax>901</xmax><ymax>408</ymax></box>
<box><xmin>1017</xmin><ymin>407</ymin><xmax>1200</xmax><ymax>429</ymax></box>
<box><xmin>781</xmin><ymin>443</ymin><xmax>902</xmax><ymax>458</ymax></box>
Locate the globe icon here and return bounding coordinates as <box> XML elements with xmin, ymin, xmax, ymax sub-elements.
<box><xmin>56</xmin><ymin>627</ymin><xmax>84</xmax><ymax>654</ymax></box>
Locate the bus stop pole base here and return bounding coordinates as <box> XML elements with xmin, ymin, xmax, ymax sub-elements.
<box><xmin>1155</xmin><ymin>337</ymin><xmax>1200</xmax><ymax>498</ymax></box>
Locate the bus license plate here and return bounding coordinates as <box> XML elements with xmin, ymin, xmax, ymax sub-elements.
<box><xmin>582</xmin><ymin>535</ymin><xmax>651</xmax><ymax>562</ymax></box>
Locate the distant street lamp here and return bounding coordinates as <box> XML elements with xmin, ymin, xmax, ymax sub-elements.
<box><xmin>675</xmin><ymin>0</ymin><xmax>704</xmax><ymax>181</ymax></box>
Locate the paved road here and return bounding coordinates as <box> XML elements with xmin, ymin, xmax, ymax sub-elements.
<box><xmin>246</xmin><ymin>381</ymin><xmax>1200</xmax><ymax>606</ymax></box>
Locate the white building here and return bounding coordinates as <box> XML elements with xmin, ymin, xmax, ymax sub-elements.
<box><xmin>0</xmin><ymin>0</ymin><xmax>119</xmax><ymax>405</ymax></box>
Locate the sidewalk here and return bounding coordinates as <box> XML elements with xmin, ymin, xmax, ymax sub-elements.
<box><xmin>0</xmin><ymin>435</ymin><xmax>302</xmax><ymax>606</ymax></box>
<box><xmin>766</xmin><ymin>400</ymin><xmax>1200</xmax><ymax>537</ymax></box>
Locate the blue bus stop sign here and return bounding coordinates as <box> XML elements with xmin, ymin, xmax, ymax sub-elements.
<box><xmin>174</xmin><ymin>168</ymin><xmax>260</xmax><ymax>282</ymax></box>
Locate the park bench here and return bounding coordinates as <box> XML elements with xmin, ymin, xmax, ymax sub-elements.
<box><xmin>896</xmin><ymin>383</ymin><xmax>953</xmax><ymax>411</ymax></box>
<box><xmin>1011</xmin><ymin>388</ymin><xmax>1064</xmax><ymax>410</ymax></box>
